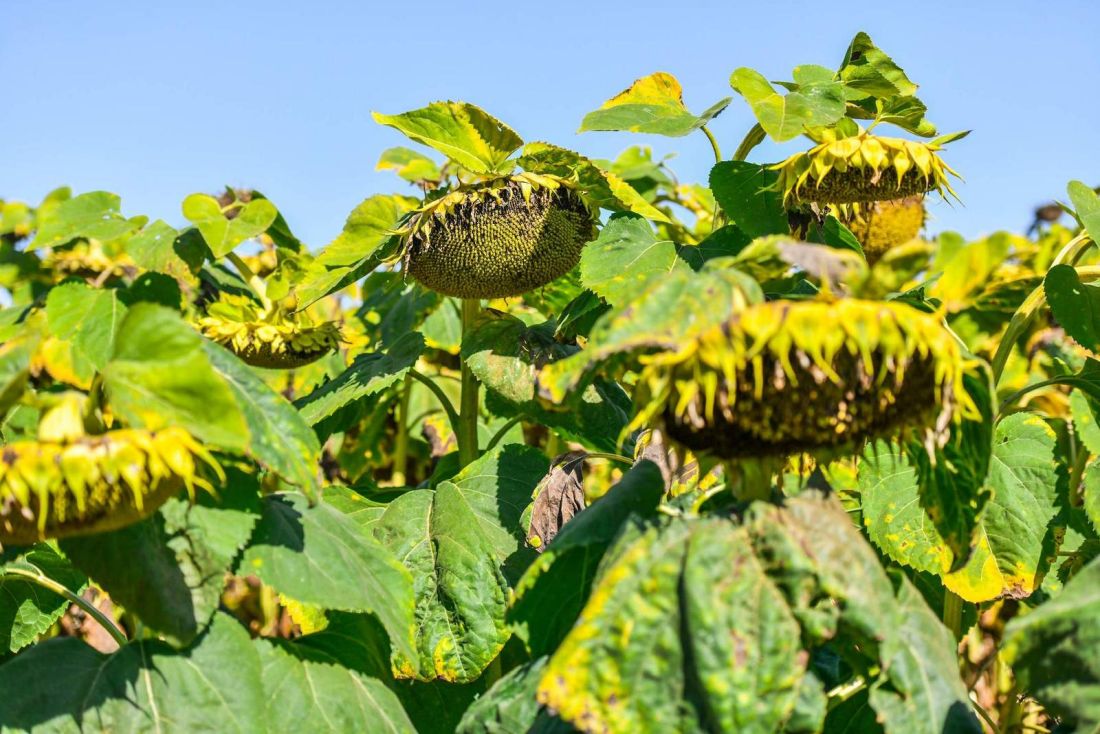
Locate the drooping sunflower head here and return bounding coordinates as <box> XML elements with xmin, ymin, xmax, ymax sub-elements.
<box><xmin>772</xmin><ymin>130</ymin><xmax>959</xmax><ymax>207</ymax></box>
<box><xmin>631</xmin><ymin>299</ymin><xmax>977</xmax><ymax>460</ymax></box>
<box><xmin>843</xmin><ymin>196</ymin><xmax>927</xmax><ymax>262</ymax></box>
<box><xmin>43</xmin><ymin>240</ymin><xmax>136</xmax><ymax>281</ymax></box>
<box><xmin>399</xmin><ymin>172</ymin><xmax>598</xmax><ymax>299</ymax></box>
<box><xmin>198</xmin><ymin>293</ymin><xmax>342</xmax><ymax>369</ymax></box>
<box><xmin>1</xmin><ymin>405</ymin><xmax>223</xmax><ymax>544</ymax></box>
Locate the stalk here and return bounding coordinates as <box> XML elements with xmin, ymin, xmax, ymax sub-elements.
<box><xmin>391</xmin><ymin>375</ymin><xmax>412</xmax><ymax>486</ymax></box>
<box><xmin>226</xmin><ymin>251</ymin><xmax>272</xmax><ymax>310</ymax></box>
<box><xmin>701</xmin><ymin>125</ymin><xmax>723</xmax><ymax>164</ymax></box>
<box><xmin>3</xmin><ymin>565</ymin><xmax>127</xmax><ymax>648</ymax></box>
<box><xmin>732</xmin><ymin>123</ymin><xmax>766</xmax><ymax>162</ymax></box>
<box><xmin>458</xmin><ymin>298</ymin><xmax>481</xmax><ymax>467</ymax></box>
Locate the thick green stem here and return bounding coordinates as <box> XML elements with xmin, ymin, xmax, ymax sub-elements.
<box><xmin>458</xmin><ymin>299</ymin><xmax>481</xmax><ymax>467</ymax></box>
<box><xmin>701</xmin><ymin>125</ymin><xmax>723</xmax><ymax>164</ymax></box>
<box><xmin>226</xmin><ymin>251</ymin><xmax>271</xmax><ymax>309</ymax></box>
<box><xmin>732</xmin><ymin>123</ymin><xmax>767</xmax><ymax>162</ymax></box>
<box><xmin>391</xmin><ymin>376</ymin><xmax>412</xmax><ymax>486</ymax></box>
<box><xmin>943</xmin><ymin>590</ymin><xmax>964</xmax><ymax>639</ymax></box>
<box><xmin>407</xmin><ymin>369</ymin><xmax>461</xmax><ymax>441</ymax></box>
<box><xmin>3</xmin><ymin>566</ymin><xmax>127</xmax><ymax>647</ymax></box>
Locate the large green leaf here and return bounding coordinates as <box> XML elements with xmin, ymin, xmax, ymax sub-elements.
<box><xmin>376</xmin><ymin>146</ymin><xmax>442</xmax><ymax>183</ymax></box>
<box><xmin>60</xmin><ymin>479</ymin><xmax>259</xmax><ymax>647</ymax></box>
<box><xmin>373</xmin><ymin>485</ymin><xmax>510</xmax><ymax>682</ymax></box>
<box><xmin>462</xmin><ymin>313</ymin><xmax>632</xmax><ymax>453</ymax></box>
<box><xmin>0</xmin><ymin>612</ymin><xmax>264</xmax><ymax>732</ymax></box>
<box><xmin>181</xmin><ymin>193</ymin><xmax>278</xmax><ymax>259</ymax></box>
<box><xmin>836</xmin><ymin>31</ymin><xmax>919</xmax><ymax>99</ymax></box>
<box><xmin>729</xmin><ymin>65</ymin><xmax>846</xmax><ymax>142</ymax></box>
<box><xmin>373</xmin><ymin>102</ymin><xmax>522</xmax><ymax>175</ymax></box>
<box><xmin>1002</xmin><ymin>556</ymin><xmax>1100</xmax><ymax>731</ymax></box>
<box><xmin>29</xmin><ymin>191</ymin><xmax>145</xmax><ymax>250</ymax></box>
<box><xmin>295</xmin><ymin>331</ymin><xmax>424</xmax><ymax>426</ymax></box>
<box><xmin>861</xmin><ymin>412</ymin><xmax>1060</xmax><ymax>602</ymax></box>
<box><xmin>1068</xmin><ymin>180</ymin><xmax>1100</xmax><ymax>248</ymax></box>
<box><xmin>204</xmin><ymin>342</ymin><xmax>322</xmax><ymax>493</ymax></box>
<box><xmin>456</xmin><ymin>657</ymin><xmax>571</xmax><ymax>734</ymax></box>
<box><xmin>508</xmin><ymin>460</ymin><xmax>665</xmax><ymax>657</ymax></box>
<box><xmin>125</xmin><ymin>220</ymin><xmax>206</xmax><ymax>278</ymax></box>
<box><xmin>579</xmin><ymin>213</ymin><xmax>690</xmax><ymax>307</ymax></box>
<box><xmin>0</xmin><ymin>329</ymin><xmax>35</xmax><ymax>420</ymax></box>
<box><xmin>239</xmin><ymin>492</ymin><xmax>417</xmax><ymax>665</ymax></box>
<box><xmin>0</xmin><ymin>546</ymin><xmax>88</xmax><ymax>653</ymax></box>
<box><xmin>1045</xmin><ymin>264</ymin><xmax>1100</xmax><ymax>352</ymax></box>
<box><xmin>256</xmin><ymin>638</ymin><xmax>415</xmax><ymax>733</ymax></box>
<box><xmin>579</xmin><ymin>72</ymin><xmax>730</xmax><ymax>137</ymax></box>
<box><xmin>446</xmin><ymin>443</ymin><xmax>549</xmax><ymax>583</ymax></box>
<box><xmin>708</xmin><ymin>161</ymin><xmax>788</xmax><ymax>238</ymax></box>
<box><xmin>45</xmin><ymin>282</ymin><xmax>127</xmax><ymax>370</ymax></box>
<box><xmin>314</xmin><ymin>194</ymin><xmax>416</xmax><ymax>268</ymax></box>
<box><xmin>102</xmin><ymin>303</ymin><xmax>247</xmax><ymax>451</ymax></box>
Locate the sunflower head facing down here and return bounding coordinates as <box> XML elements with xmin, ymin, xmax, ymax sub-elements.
<box><xmin>198</xmin><ymin>293</ymin><xmax>342</xmax><ymax>369</ymax></box>
<box><xmin>772</xmin><ymin>129</ymin><xmax>960</xmax><ymax>208</ymax></box>
<box><xmin>1</xmin><ymin>400</ymin><xmax>223</xmax><ymax>545</ymax></box>
<box><xmin>398</xmin><ymin>172</ymin><xmax>598</xmax><ymax>300</ymax></box>
<box><xmin>43</xmin><ymin>240</ymin><xmax>136</xmax><ymax>281</ymax></box>
<box><xmin>630</xmin><ymin>299</ymin><xmax>977</xmax><ymax>460</ymax></box>
<box><xmin>843</xmin><ymin>196</ymin><xmax>927</xmax><ymax>262</ymax></box>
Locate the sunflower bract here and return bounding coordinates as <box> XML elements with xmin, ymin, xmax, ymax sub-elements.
<box><xmin>403</xmin><ymin>174</ymin><xmax>597</xmax><ymax>299</ymax></box>
<box><xmin>773</xmin><ymin>132</ymin><xmax>959</xmax><ymax>206</ymax></box>
<box><xmin>0</xmin><ymin>427</ymin><xmax>223</xmax><ymax>544</ymax></box>
<box><xmin>632</xmin><ymin>299</ymin><xmax>977</xmax><ymax>459</ymax></box>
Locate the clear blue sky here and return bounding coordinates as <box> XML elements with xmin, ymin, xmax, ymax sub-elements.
<box><xmin>4</xmin><ymin>0</ymin><xmax>1098</xmax><ymax>247</ymax></box>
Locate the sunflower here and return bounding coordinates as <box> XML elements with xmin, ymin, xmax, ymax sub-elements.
<box><xmin>198</xmin><ymin>293</ymin><xmax>342</xmax><ymax>369</ymax></box>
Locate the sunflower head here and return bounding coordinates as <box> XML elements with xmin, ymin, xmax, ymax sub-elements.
<box><xmin>1</xmin><ymin>402</ymin><xmax>223</xmax><ymax>544</ymax></box>
<box><xmin>630</xmin><ymin>299</ymin><xmax>977</xmax><ymax>460</ymax></box>
<box><xmin>43</xmin><ymin>240</ymin><xmax>136</xmax><ymax>281</ymax></box>
<box><xmin>198</xmin><ymin>294</ymin><xmax>342</xmax><ymax>369</ymax></box>
<box><xmin>844</xmin><ymin>196</ymin><xmax>926</xmax><ymax>262</ymax></box>
<box><xmin>399</xmin><ymin>172</ymin><xmax>598</xmax><ymax>299</ymax></box>
<box><xmin>773</xmin><ymin>130</ymin><xmax>959</xmax><ymax>207</ymax></box>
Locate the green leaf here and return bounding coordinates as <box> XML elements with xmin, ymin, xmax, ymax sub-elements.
<box><xmin>181</xmin><ymin>193</ymin><xmax>278</xmax><ymax>258</ymax></box>
<box><xmin>861</xmin><ymin>412</ymin><xmax>1059</xmax><ymax>602</ymax></box>
<box><xmin>60</xmin><ymin>480</ymin><xmax>259</xmax><ymax>647</ymax></box>
<box><xmin>0</xmin><ymin>329</ymin><xmax>36</xmax><ymax>421</ymax></box>
<box><xmin>1068</xmin><ymin>180</ymin><xmax>1100</xmax><ymax>245</ymax></box>
<box><xmin>255</xmin><ymin>638</ymin><xmax>415</xmax><ymax>733</ymax></box>
<box><xmin>373</xmin><ymin>485</ymin><xmax>510</xmax><ymax>682</ymax></box>
<box><xmin>1002</xmin><ymin>556</ymin><xmax>1100</xmax><ymax>730</ymax></box>
<box><xmin>29</xmin><ymin>191</ymin><xmax>145</xmax><ymax>250</ymax></box>
<box><xmin>102</xmin><ymin>303</ymin><xmax>248</xmax><ymax>451</ymax></box>
<box><xmin>538</xmin><ymin>267</ymin><xmax>762</xmax><ymax>402</ymax></box>
<box><xmin>0</xmin><ymin>546</ymin><xmax>88</xmax><ymax>653</ymax></box>
<box><xmin>579</xmin><ymin>72</ymin><xmax>730</xmax><ymax>137</ymax></box>
<box><xmin>1083</xmin><ymin>461</ymin><xmax>1100</xmax><ymax>534</ymax></box>
<box><xmin>204</xmin><ymin>342</ymin><xmax>322</xmax><ymax>493</ymax></box>
<box><xmin>516</xmin><ymin>141</ymin><xmax>670</xmax><ymax>223</ymax></box>
<box><xmin>377</xmin><ymin>146</ymin><xmax>442</xmax><ymax>183</ymax></box>
<box><xmin>315</xmin><ymin>194</ymin><xmax>416</xmax><ymax>268</ymax></box>
<box><xmin>239</xmin><ymin>492</ymin><xmax>417</xmax><ymax>665</ymax></box>
<box><xmin>372</xmin><ymin>102</ymin><xmax>522</xmax><ymax>175</ymax></box>
<box><xmin>730</xmin><ymin>65</ymin><xmax>846</xmax><ymax>142</ymax></box>
<box><xmin>125</xmin><ymin>220</ymin><xmax>206</xmax><ymax>277</ymax></box>
<box><xmin>456</xmin><ymin>657</ymin><xmax>570</xmax><ymax>734</ymax></box>
<box><xmin>0</xmin><ymin>612</ymin><xmax>264</xmax><ymax>732</ymax></box>
<box><xmin>1071</xmin><ymin>389</ymin><xmax>1100</xmax><ymax>456</ymax></box>
<box><xmin>1044</xmin><ymin>265</ymin><xmax>1100</xmax><ymax>351</ymax></box>
<box><xmin>508</xmin><ymin>460</ymin><xmax>666</xmax><ymax>657</ymax></box>
<box><xmin>462</xmin><ymin>314</ymin><xmax>632</xmax><ymax>453</ymax></box>
<box><xmin>295</xmin><ymin>332</ymin><xmax>424</xmax><ymax>426</ymax></box>
<box><xmin>447</xmin><ymin>443</ymin><xmax>549</xmax><ymax>584</ymax></box>
<box><xmin>579</xmin><ymin>213</ymin><xmax>690</xmax><ymax>307</ymax></box>
<box><xmin>837</xmin><ymin>32</ymin><xmax>917</xmax><ymax>98</ymax></box>
<box><xmin>708</xmin><ymin>161</ymin><xmax>789</xmax><ymax>238</ymax></box>
<box><xmin>46</xmin><ymin>282</ymin><xmax>127</xmax><ymax>370</ymax></box>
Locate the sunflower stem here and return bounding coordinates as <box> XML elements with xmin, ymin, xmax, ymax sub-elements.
<box><xmin>458</xmin><ymin>298</ymin><xmax>481</xmax><ymax>468</ymax></box>
<box><xmin>485</xmin><ymin>415</ymin><xmax>523</xmax><ymax>453</ymax></box>
<box><xmin>407</xmin><ymin>369</ymin><xmax>461</xmax><ymax>442</ymax></box>
<box><xmin>701</xmin><ymin>125</ymin><xmax>723</xmax><ymax>164</ymax></box>
<box><xmin>226</xmin><ymin>251</ymin><xmax>271</xmax><ymax>310</ymax></box>
<box><xmin>732</xmin><ymin>123</ymin><xmax>767</xmax><ymax>162</ymax></box>
<box><xmin>391</xmin><ymin>375</ymin><xmax>412</xmax><ymax>486</ymax></box>
<box><xmin>2</xmin><ymin>565</ymin><xmax>127</xmax><ymax>648</ymax></box>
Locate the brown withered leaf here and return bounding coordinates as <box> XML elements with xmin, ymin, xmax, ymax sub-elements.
<box><xmin>527</xmin><ymin>451</ymin><xmax>588</xmax><ymax>551</ymax></box>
